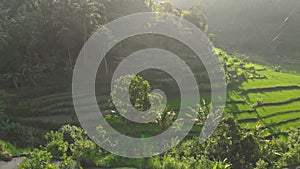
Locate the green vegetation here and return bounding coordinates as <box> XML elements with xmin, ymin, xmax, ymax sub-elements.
<box><xmin>201</xmin><ymin>0</ymin><xmax>300</xmax><ymax>72</ymax></box>
<box><xmin>0</xmin><ymin>0</ymin><xmax>299</xmax><ymax>169</ymax></box>
<box><xmin>16</xmin><ymin>121</ymin><xmax>300</xmax><ymax>169</ymax></box>
<box><xmin>0</xmin><ymin>140</ymin><xmax>29</xmax><ymax>156</ymax></box>
<box><xmin>212</xmin><ymin>49</ymin><xmax>300</xmax><ymax>137</ymax></box>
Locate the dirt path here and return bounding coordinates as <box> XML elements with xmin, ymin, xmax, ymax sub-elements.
<box><xmin>0</xmin><ymin>157</ymin><xmax>135</xmax><ymax>169</ymax></box>
<box><xmin>0</xmin><ymin>157</ymin><xmax>24</xmax><ymax>169</ymax></box>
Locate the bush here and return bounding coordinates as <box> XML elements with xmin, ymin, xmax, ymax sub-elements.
<box><xmin>0</xmin><ymin>120</ymin><xmax>28</xmax><ymax>147</ymax></box>
<box><xmin>261</xmin><ymin>129</ymin><xmax>300</xmax><ymax>168</ymax></box>
<box><xmin>162</xmin><ymin>155</ymin><xmax>186</xmax><ymax>169</ymax></box>
<box><xmin>19</xmin><ymin>121</ymin><xmax>300</xmax><ymax>169</ymax></box>
<box><xmin>144</xmin><ymin>137</ymin><xmax>221</xmax><ymax>169</ymax></box>
<box><xmin>45</xmin><ymin>125</ymin><xmax>102</xmax><ymax>167</ymax></box>
<box><xmin>45</xmin><ymin>131</ymin><xmax>69</xmax><ymax>158</ymax></box>
<box><xmin>145</xmin><ymin>156</ymin><xmax>162</xmax><ymax>169</ymax></box>
<box><xmin>70</xmin><ymin>135</ymin><xmax>102</xmax><ymax>167</ymax></box>
<box><xmin>110</xmin><ymin>74</ymin><xmax>164</xmax><ymax>123</ymax></box>
<box><xmin>207</xmin><ymin>117</ymin><xmax>260</xmax><ymax>169</ymax></box>
<box><xmin>18</xmin><ymin>148</ymin><xmax>56</xmax><ymax>169</ymax></box>
<box><xmin>95</xmin><ymin>153</ymin><xmax>121</xmax><ymax>168</ymax></box>
<box><xmin>59</xmin><ymin>156</ymin><xmax>75</xmax><ymax>169</ymax></box>
<box><xmin>254</xmin><ymin>159</ymin><xmax>269</xmax><ymax>169</ymax></box>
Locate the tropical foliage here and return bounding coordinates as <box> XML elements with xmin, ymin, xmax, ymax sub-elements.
<box><xmin>0</xmin><ymin>0</ymin><xmax>299</xmax><ymax>169</ymax></box>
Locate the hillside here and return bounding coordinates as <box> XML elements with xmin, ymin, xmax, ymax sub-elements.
<box><xmin>161</xmin><ymin>0</ymin><xmax>300</xmax><ymax>72</ymax></box>
<box><xmin>223</xmin><ymin>55</ymin><xmax>300</xmax><ymax>137</ymax></box>
<box><xmin>202</xmin><ymin>0</ymin><xmax>300</xmax><ymax>72</ymax></box>
<box><xmin>0</xmin><ymin>1</ymin><xmax>299</xmax><ymax>168</ymax></box>
<box><xmin>6</xmin><ymin>49</ymin><xmax>299</xmax><ymax>140</ymax></box>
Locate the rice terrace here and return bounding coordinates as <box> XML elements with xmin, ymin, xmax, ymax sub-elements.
<box><xmin>0</xmin><ymin>0</ymin><xmax>299</xmax><ymax>169</ymax></box>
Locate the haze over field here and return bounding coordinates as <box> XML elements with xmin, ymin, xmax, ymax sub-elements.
<box><xmin>0</xmin><ymin>1</ymin><xmax>300</xmax><ymax>168</ymax></box>
<box><xmin>155</xmin><ymin>0</ymin><xmax>300</xmax><ymax>68</ymax></box>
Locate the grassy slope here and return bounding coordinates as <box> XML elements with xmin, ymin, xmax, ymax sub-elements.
<box><xmin>0</xmin><ymin>140</ymin><xmax>29</xmax><ymax>156</ymax></box>
<box><xmin>7</xmin><ymin>51</ymin><xmax>300</xmax><ymax>138</ymax></box>
<box><xmin>226</xmin><ymin>63</ymin><xmax>300</xmax><ymax>136</ymax></box>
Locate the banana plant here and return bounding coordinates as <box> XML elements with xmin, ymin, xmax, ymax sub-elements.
<box><xmin>21</xmin><ymin>63</ymin><xmax>45</xmax><ymax>86</ymax></box>
<box><xmin>2</xmin><ymin>72</ymin><xmax>22</xmax><ymax>90</ymax></box>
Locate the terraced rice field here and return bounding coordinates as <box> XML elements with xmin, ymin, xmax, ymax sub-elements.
<box><xmin>226</xmin><ymin>65</ymin><xmax>300</xmax><ymax>136</ymax></box>
<box><xmin>8</xmin><ymin>62</ymin><xmax>300</xmax><ymax>138</ymax></box>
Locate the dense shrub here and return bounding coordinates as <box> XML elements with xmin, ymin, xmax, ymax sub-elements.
<box><xmin>0</xmin><ymin>120</ymin><xmax>28</xmax><ymax>146</ymax></box>
<box><xmin>0</xmin><ymin>90</ymin><xmax>30</xmax><ymax>147</ymax></box>
<box><xmin>260</xmin><ymin>129</ymin><xmax>300</xmax><ymax>168</ymax></box>
<box><xmin>45</xmin><ymin>125</ymin><xmax>102</xmax><ymax>167</ymax></box>
<box><xmin>0</xmin><ymin>0</ymin><xmax>105</xmax><ymax>89</ymax></box>
<box><xmin>18</xmin><ymin>148</ymin><xmax>56</xmax><ymax>169</ymax></box>
<box><xmin>18</xmin><ymin>148</ymin><xmax>75</xmax><ymax>169</ymax></box>
<box><xmin>206</xmin><ymin>116</ymin><xmax>261</xmax><ymax>169</ymax></box>
<box><xmin>110</xmin><ymin>74</ymin><xmax>164</xmax><ymax>123</ymax></box>
<box><xmin>58</xmin><ymin>156</ymin><xmax>75</xmax><ymax>169</ymax></box>
<box><xmin>18</xmin><ymin>121</ymin><xmax>300</xmax><ymax>169</ymax></box>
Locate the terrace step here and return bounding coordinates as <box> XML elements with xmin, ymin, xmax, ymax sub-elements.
<box><xmin>242</xmin><ymin>85</ymin><xmax>300</xmax><ymax>94</ymax></box>
<box><xmin>258</xmin><ymin>97</ymin><xmax>300</xmax><ymax>107</ymax></box>
<box><xmin>268</xmin><ymin>117</ymin><xmax>300</xmax><ymax>128</ymax></box>
<box><xmin>238</xmin><ymin>110</ymin><xmax>300</xmax><ymax>123</ymax></box>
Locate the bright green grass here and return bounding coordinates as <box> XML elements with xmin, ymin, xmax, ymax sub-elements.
<box><xmin>239</xmin><ymin>117</ymin><xmax>300</xmax><ymax>131</ymax></box>
<box><xmin>245</xmin><ymin>89</ymin><xmax>300</xmax><ymax>104</ymax></box>
<box><xmin>0</xmin><ymin>139</ymin><xmax>30</xmax><ymax>156</ymax></box>
<box><xmin>256</xmin><ymin>102</ymin><xmax>300</xmax><ymax>117</ymax></box>
<box><xmin>235</xmin><ymin>112</ymin><xmax>256</xmax><ymax>120</ymax></box>
<box><xmin>225</xmin><ymin>103</ymin><xmax>253</xmax><ymax>112</ymax></box>
<box><xmin>262</xmin><ymin>111</ymin><xmax>300</xmax><ymax>124</ymax></box>
<box><xmin>246</xmin><ymin>63</ymin><xmax>266</xmax><ymax>70</ymax></box>
<box><xmin>238</xmin><ymin>109</ymin><xmax>300</xmax><ymax>121</ymax></box>
<box><xmin>240</xmin><ymin>68</ymin><xmax>300</xmax><ymax>90</ymax></box>
<box><xmin>239</xmin><ymin>121</ymin><xmax>261</xmax><ymax>129</ymax></box>
<box><xmin>273</xmin><ymin>120</ymin><xmax>300</xmax><ymax>130</ymax></box>
<box><xmin>237</xmin><ymin>107</ymin><xmax>300</xmax><ymax>129</ymax></box>
<box><xmin>227</xmin><ymin>64</ymin><xmax>300</xmax><ymax>130</ymax></box>
<box><xmin>227</xmin><ymin>90</ymin><xmax>244</xmax><ymax>101</ymax></box>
